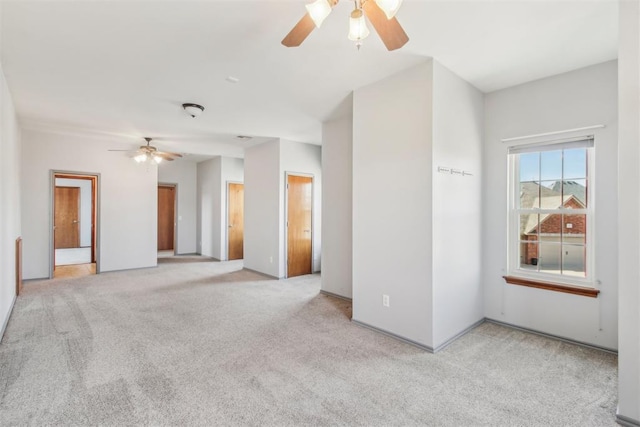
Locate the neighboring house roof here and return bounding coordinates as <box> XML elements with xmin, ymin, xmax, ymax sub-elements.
<box><xmin>521</xmin><ymin>194</ymin><xmax>586</xmax><ymax>235</ymax></box>
<box><xmin>551</xmin><ymin>180</ymin><xmax>587</xmax><ymax>205</ymax></box>
<box><xmin>520</xmin><ymin>182</ymin><xmax>559</xmax><ymax>209</ymax></box>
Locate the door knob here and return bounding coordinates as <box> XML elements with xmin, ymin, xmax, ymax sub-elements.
<box><xmin>229</xmin><ymin>224</ymin><xmax>234</xmax><ymax>228</ymax></box>
<box><xmin>72</xmin><ymin>220</ymin><xmax>79</xmax><ymax>224</ymax></box>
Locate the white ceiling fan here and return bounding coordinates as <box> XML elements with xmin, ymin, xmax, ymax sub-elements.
<box><xmin>108</xmin><ymin>137</ymin><xmax>183</xmax><ymax>164</ymax></box>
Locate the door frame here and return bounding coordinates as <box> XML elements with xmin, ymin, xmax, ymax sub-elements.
<box><xmin>284</xmin><ymin>172</ymin><xmax>314</xmax><ymax>278</ymax></box>
<box><xmin>225</xmin><ymin>181</ymin><xmax>244</xmax><ymax>261</ymax></box>
<box><xmin>158</xmin><ymin>183</ymin><xmax>178</xmax><ymax>254</ymax></box>
<box><xmin>50</xmin><ymin>170</ymin><xmax>100</xmax><ymax>279</ymax></box>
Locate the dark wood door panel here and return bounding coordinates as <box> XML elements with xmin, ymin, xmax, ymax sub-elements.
<box><xmin>228</xmin><ymin>183</ymin><xmax>244</xmax><ymax>260</ymax></box>
<box><xmin>287</xmin><ymin>175</ymin><xmax>312</xmax><ymax>277</ymax></box>
<box><xmin>54</xmin><ymin>186</ymin><xmax>80</xmax><ymax>249</ymax></box>
<box><xmin>158</xmin><ymin>186</ymin><xmax>175</xmax><ymax>251</ymax></box>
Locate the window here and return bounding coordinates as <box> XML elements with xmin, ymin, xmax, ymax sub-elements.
<box><xmin>507</xmin><ymin>137</ymin><xmax>594</xmax><ymax>290</ymax></box>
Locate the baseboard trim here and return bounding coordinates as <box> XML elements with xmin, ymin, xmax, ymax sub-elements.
<box><xmin>485</xmin><ymin>318</ymin><xmax>617</xmax><ymax>354</ymax></box>
<box><xmin>194</xmin><ymin>253</ymin><xmax>220</xmax><ymax>261</ymax></box>
<box><xmin>352</xmin><ymin>319</ymin><xmax>434</xmax><ymax>353</ymax></box>
<box><xmin>433</xmin><ymin>318</ymin><xmax>486</xmax><ymax>353</ymax></box>
<box><xmin>320</xmin><ymin>289</ymin><xmax>352</xmax><ymax>302</ymax></box>
<box><xmin>1</xmin><ymin>294</ymin><xmax>17</xmax><ymax>343</ymax></box>
<box><xmin>242</xmin><ymin>268</ymin><xmax>279</xmax><ymax>280</ymax></box>
<box><xmin>23</xmin><ymin>277</ymin><xmax>50</xmax><ymax>282</ymax></box>
<box><xmin>617</xmin><ymin>413</ymin><xmax>640</xmax><ymax>427</ymax></box>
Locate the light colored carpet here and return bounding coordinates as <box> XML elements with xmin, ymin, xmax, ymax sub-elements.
<box><xmin>0</xmin><ymin>256</ymin><xmax>617</xmax><ymax>426</ymax></box>
<box><xmin>55</xmin><ymin>247</ymin><xmax>91</xmax><ymax>266</ymax></box>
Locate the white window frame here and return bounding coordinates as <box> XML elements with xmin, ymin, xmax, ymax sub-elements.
<box><xmin>507</xmin><ymin>136</ymin><xmax>595</xmax><ymax>288</ymax></box>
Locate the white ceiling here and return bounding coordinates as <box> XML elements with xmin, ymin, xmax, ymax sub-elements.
<box><xmin>1</xmin><ymin>0</ymin><xmax>618</xmax><ymax>157</ymax></box>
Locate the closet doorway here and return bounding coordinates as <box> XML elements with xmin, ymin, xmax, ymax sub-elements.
<box><xmin>51</xmin><ymin>172</ymin><xmax>99</xmax><ymax>279</ymax></box>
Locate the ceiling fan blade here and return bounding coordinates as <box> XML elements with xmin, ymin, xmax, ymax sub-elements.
<box><xmin>362</xmin><ymin>0</ymin><xmax>409</xmax><ymax>51</ymax></box>
<box><xmin>282</xmin><ymin>13</ymin><xmax>316</xmax><ymax>47</ymax></box>
<box><xmin>156</xmin><ymin>151</ymin><xmax>183</xmax><ymax>159</ymax></box>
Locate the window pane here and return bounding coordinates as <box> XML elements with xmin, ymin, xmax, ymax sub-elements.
<box><xmin>563</xmin><ymin>148</ymin><xmax>587</xmax><ymax>180</ymax></box>
<box><xmin>540</xmin><ymin>150</ymin><xmax>562</xmax><ymax>181</ymax></box>
<box><xmin>510</xmin><ymin>145</ymin><xmax>591</xmax><ymax>282</ymax></box>
<box><xmin>562</xmin><ymin>214</ymin><xmax>586</xmax><ymax>245</ymax></box>
<box><xmin>538</xmin><ymin>212</ymin><xmax>562</xmax><ymax>234</ymax></box>
<box><xmin>520</xmin><ymin>214</ymin><xmax>538</xmax><ymax>240</ymax></box>
<box><xmin>562</xmin><ymin>179</ymin><xmax>587</xmax><ymax>207</ymax></box>
<box><xmin>562</xmin><ymin>245</ymin><xmax>586</xmax><ymax>278</ymax></box>
<box><xmin>519</xmin><ymin>241</ymin><xmax>538</xmax><ymax>270</ymax></box>
<box><xmin>539</xmin><ymin>243</ymin><xmax>561</xmax><ymax>274</ymax></box>
<box><xmin>519</xmin><ymin>152</ymin><xmax>540</xmax><ymax>182</ymax></box>
<box><xmin>520</xmin><ymin>182</ymin><xmax>540</xmax><ymax>209</ymax></box>
<box><xmin>539</xmin><ymin>181</ymin><xmax>562</xmax><ymax>208</ymax></box>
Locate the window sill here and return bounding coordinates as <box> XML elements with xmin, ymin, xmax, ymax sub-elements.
<box><xmin>502</xmin><ymin>275</ymin><xmax>599</xmax><ymax>298</ymax></box>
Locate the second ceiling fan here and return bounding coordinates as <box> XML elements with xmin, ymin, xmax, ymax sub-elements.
<box><xmin>282</xmin><ymin>0</ymin><xmax>409</xmax><ymax>51</ymax></box>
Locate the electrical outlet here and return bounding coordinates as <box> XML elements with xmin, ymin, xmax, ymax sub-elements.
<box><xmin>382</xmin><ymin>294</ymin><xmax>390</xmax><ymax>307</ymax></box>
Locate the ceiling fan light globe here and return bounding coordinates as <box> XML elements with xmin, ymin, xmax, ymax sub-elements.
<box><xmin>154</xmin><ymin>155</ymin><xmax>163</xmax><ymax>164</ymax></box>
<box><xmin>135</xmin><ymin>154</ymin><xmax>147</xmax><ymax>163</ymax></box>
<box><xmin>305</xmin><ymin>0</ymin><xmax>332</xmax><ymax>28</ymax></box>
<box><xmin>375</xmin><ymin>0</ymin><xmax>403</xmax><ymax>19</ymax></box>
<box><xmin>348</xmin><ymin>10</ymin><xmax>370</xmax><ymax>42</ymax></box>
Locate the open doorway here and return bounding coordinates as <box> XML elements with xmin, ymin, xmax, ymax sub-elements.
<box><xmin>51</xmin><ymin>172</ymin><xmax>99</xmax><ymax>279</ymax></box>
<box><xmin>158</xmin><ymin>184</ymin><xmax>177</xmax><ymax>258</ymax></box>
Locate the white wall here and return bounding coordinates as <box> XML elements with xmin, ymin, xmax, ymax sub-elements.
<box><xmin>244</xmin><ymin>139</ymin><xmax>321</xmax><ymax>278</ymax></box>
<box><xmin>431</xmin><ymin>61</ymin><xmax>484</xmax><ymax>348</ymax></box>
<box><xmin>220</xmin><ymin>157</ymin><xmax>244</xmax><ymax>261</ymax></box>
<box><xmin>244</xmin><ymin>140</ymin><xmax>280</xmax><ymax>277</ymax></box>
<box><xmin>280</xmin><ymin>139</ymin><xmax>322</xmax><ymax>277</ymax></box>
<box><xmin>321</xmin><ymin>114</ymin><xmax>353</xmax><ymax>299</ymax></box>
<box><xmin>483</xmin><ymin>60</ymin><xmax>618</xmax><ymax>350</ymax></box>
<box><xmin>21</xmin><ymin>129</ymin><xmax>157</xmax><ymax>279</ymax></box>
<box><xmin>617</xmin><ymin>0</ymin><xmax>640</xmax><ymax>422</ymax></box>
<box><xmin>158</xmin><ymin>159</ymin><xmax>197</xmax><ymax>254</ymax></box>
<box><xmin>0</xmin><ymin>47</ymin><xmax>21</xmax><ymax>339</ymax></box>
<box><xmin>196</xmin><ymin>157</ymin><xmax>222</xmax><ymax>259</ymax></box>
<box><xmin>196</xmin><ymin>156</ymin><xmax>244</xmax><ymax>260</ymax></box>
<box><xmin>352</xmin><ymin>61</ymin><xmax>435</xmax><ymax>348</ymax></box>
<box><xmin>55</xmin><ymin>178</ymin><xmax>91</xmax><ymax>247</ymax></box>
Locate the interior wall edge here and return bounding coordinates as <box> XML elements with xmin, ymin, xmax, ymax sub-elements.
<box><xmin>319</xmin><ymin>289</ymin><xmax>352</xmax><ymax>302</ymax></box>
<box><xmin>616</xmin><ymin>413</ymin><xmax>640</xmax><ymax>427</ymax></box>
<box><xmin>0</xmin><ymin>294</ymin><xmax>16</xmax><ymax>343</ymax></box>
<box><xmin>432</xmin><ymin>317</ymin><xmax>486</xmax><ymax>353</ymax></box>
<box><xmin>351</xmin><ymin>319</ymin><xmax>435</xmax><ymax>353</ymax></box>
<box><xmin>486</xmin><ymin>318</ymin><xmax>618</xmax><ymax>354</ymax></box>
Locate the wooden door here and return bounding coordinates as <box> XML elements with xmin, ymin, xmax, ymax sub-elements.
<box><xmin>287</xmin><ymin>175</ymin><xmax>313</xmax><ymax>277</ymax></box>
<box><xmin>54</xmin><ymin>186</ymin><xmax>80</xmax><ymax>249</ymax></box>
<box><xmin>158</xmin><ymin>186</ymin><xmax>175</xmax><ymax>251</ymax></box>
<box><xmin>228</xmin><ymin>183</ymin><xmax>244</xmax><ymax>260</ymax></box>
